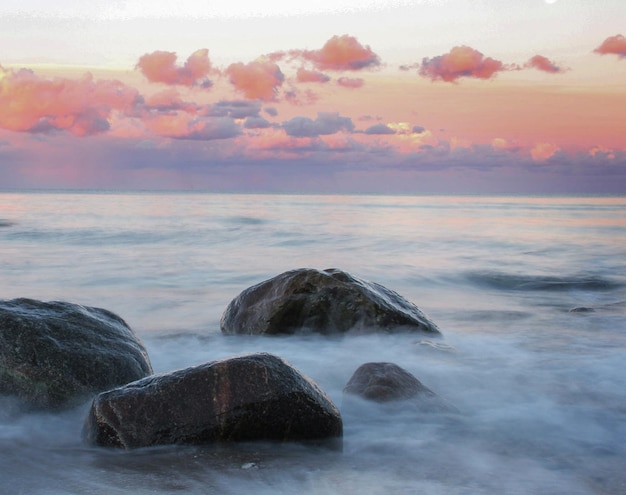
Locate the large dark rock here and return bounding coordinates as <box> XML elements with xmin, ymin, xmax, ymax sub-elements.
<box><xmin>220</xmin><ymin>268</ymin><xmax>441</xmax><ymax>336</ymax></box>
<box><xmin>344</xmin><ymin>362</ymin><xmax>456</xmax><ymax>412</ymax></box>
<box><xmin>0</xmin><ymin>298</ymin><xmax>153</xmax><ymax>409</ymax></box>
<box><xmin>84</xmin><ymin>352</ymin><xmax>343</xmax><ymax>449</ymax></box>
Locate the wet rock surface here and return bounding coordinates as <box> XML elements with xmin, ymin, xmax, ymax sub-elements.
<box><xmin>344</xmin><ymin>362</ymin><xmax>437</xmax><ymax>402</ymax></box>
<box><xmin>344</xmin><ymin>362</ymin><xmax>456</xmax><ymax>412</ymax></box>
<box><xmin>220</xmin><ymin>268</ymin><xmax>441</xmax><ymax>336</ymax></box>
<box><xmin>0</xmin><ymin>298</ymin><xmax>153</xmax><ymax>409</ymax></box>
<box><xmin>84</xmin><ymin>352</ymin><xmax>343</xmax><ymax>449</ymax></box>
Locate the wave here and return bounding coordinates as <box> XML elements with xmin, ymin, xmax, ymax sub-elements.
<box><xmin>465</xmin><ymin>271</ymin><xmax>624</xmax><ymax>292</ymax></box>
<box><xmin>226</xmin><ymin>216</ymin><xmax>266</xmax><ymax>226</ymax></box>
<box><xmin>6</xmin><ymin>229</ymin><xmax>167</xmax><ymax>246</ymax></box>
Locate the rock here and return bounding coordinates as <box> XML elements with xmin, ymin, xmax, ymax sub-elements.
<box><xmin>344</xmin><ymin>362</ymin><xmax>455</xmax><ymax>412</ymax></box>
<box><xmin>84</xmin><ymin>352</ymin><xmax>343</xmax><ymax>449</ymax></box>
<box><xmin>344</xmin><ymin>362</ymin><xmax>435</xmax><ymax>402</ymax></box>
<box><xmin>220</xmin><ymin>268</ymin><xmax>441</xmax><ymax>336</ymax></box>
<box><xmin>0</xmin><ymin>298</ymin><xmax>153</xmax><ymax>409</ymax></box>
<box><xmin>568</xmin><ymin>306</ymin><xmax>595</xmax><ymax>313</ymax></box>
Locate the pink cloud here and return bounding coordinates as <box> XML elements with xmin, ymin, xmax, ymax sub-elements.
<box><xmin>419</xmin><ymin>46</ymin><xmax>506</xmax><ymax>82</ymax></box>
<box><xmin>225</xmin><ymin>59</ymin><xmax>285</xmax><ymax>100</ymax></box>
<box><xmin>143</xmin><ymin>113</ymin><xmax>241</xmax><ymax>141</ymax></box>
<box><xmin>136</xmin><ymin>49</ymin><xmax>214</xmax><ymax>86</ymax></box>
<box><xmin>296</xmin><ymin>67</ymin><xmax>330</xmax><ymax>83</ymax></box>
<box><xmin>525</xmin><ymin>55</ymin><xmax>565</xmax><ymax>73</ymax></box>
<box><xmin>284</xmin><ymin>88</ymin><xmax>320</xmax><ymax>106</ymax></box>
<box><xmin>337</xmin><ymin>77</ymin><xmax>364</xmax><ymax>89</ymax></box>
<box><xmin>0</xmin><ymin>66</ymin><xmax>140</xmax><ymax>136</ymax></box>
<box><xmin>282</xmin><ymin>112</ymin><xmax>354</xmax><ymax>137</ymax></box>
<box><xmin>206</xmin><ymin>100</ymin><xmax>263</xmax><ymax>119</ymax></box>
<box><xmin>364</xmin><ymin>123</ymin><xmax>396</xmax><ymax>135</ymax></box>
<box><xmin>144</xmin><ymin>89</ymin><xmax>199</xmax><ymax>113</ymax></box>
<box><xmin>300</xmin><ymin>35</ymin><xmax>380</xmax><ymax>71</ymax></box>
<box><xmin>594</xmin><ymin>34</ymin><xmax>626</xmax><ymax>58</ymax></box>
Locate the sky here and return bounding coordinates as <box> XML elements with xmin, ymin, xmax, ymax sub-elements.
<box><xmin>1</xmin><ymin>0</ymin><xmax>625</xmax><ymax>194</ymax></box>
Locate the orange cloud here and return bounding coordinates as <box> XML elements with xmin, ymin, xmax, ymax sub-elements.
<box><xmin>136</xmin><ymin>49</ymin><xmax>214</xmax><ymax>86</ymax></box>
<box><xmin>296</xmin><ymin>67</ymin><xmax>330</xmax><ymax>83</ymax></box>
<box><xmin>0</xmin><ymin>66</ymin><xmax>140</xmax><ymax>136</ymax></box>
<box><xmin>531</xmin><ymin>142</ymin><xmax>560</xmax><ymax>161</ymax></box>
<box><xmin>589</xmin><ymin>145</ymin><xmax>616</xmax><ymax>160</ymax></box>
<box><xmin>525</xmin><ymin>55</ymin><xmax>565</xmax><ymax>73</ymax></box>
<box><xmin>300</xmin><ymin>35</ymin><xmax>380</xmax><ymax>71</ymax></box>
<box><xmin>225</xmin><ymin>59</ymin><xmax>285</xmax><ymax>100</ymax></box>
<box><xmin>594</xmin><ymin>34</ymin><xmax>626</xmax><ymax>58</ymax></box>
<box><xmin>337</xmin><ymin>77</ymin><xmax>364</xmax><ymax>89</ymax></box>
<box><xmin>419</xmin><ymin>46</ymin><xmax>505</xmax><ymax>82</ymax></box>
<box><xmin>491</xmin><ymin>138</ymin><xmax>520</xmax><ymax>151</ymax></box>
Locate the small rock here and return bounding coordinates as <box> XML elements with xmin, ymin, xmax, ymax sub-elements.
<box><xmin>344</xmin><ymin>362</ymin><xmax>435</xmax><ymax>402</ymax></box>
<box><xmin>569</xmin><ymin>306</ymin><xmax>595</xmax><ymax>313</ymax></box>
<box><xmin>344</xmin><ymin>362</ymin><xmax>456</xmax><ymax>412</ymax></box>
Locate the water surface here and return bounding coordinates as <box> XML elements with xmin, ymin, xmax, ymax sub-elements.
<box><xmin>1</xmin><ymin>192</ymin><xmax>625</xmax><ymax>494</ymax></box>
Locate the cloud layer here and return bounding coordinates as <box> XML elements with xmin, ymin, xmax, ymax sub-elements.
<box><xmin>1</xmin><ymin>32</ymin><xmax>624</xmax><ymax>194</ymax></box>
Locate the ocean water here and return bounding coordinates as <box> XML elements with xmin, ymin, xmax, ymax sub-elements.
<box><xmin>0</xmin><ymin>192</ymin><xmax>625</xmax><ymax>494</ymax></box>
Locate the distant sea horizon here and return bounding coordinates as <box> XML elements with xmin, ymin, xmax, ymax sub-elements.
<box><xmin>2</xmin><ymin>187</ymin><xmax>624</xmax><ymax>198</ymax></box>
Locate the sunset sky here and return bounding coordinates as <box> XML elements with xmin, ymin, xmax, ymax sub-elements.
<box><xmin>1</xmin><ymin>0</ymin><xmax>625</xmax><ymax>194</ymax></box>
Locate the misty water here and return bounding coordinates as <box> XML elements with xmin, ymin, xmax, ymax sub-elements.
<box><xmin>1</xmin><ymin>192</ymin><xmax>625</xmax><ymax>494</ymax></box>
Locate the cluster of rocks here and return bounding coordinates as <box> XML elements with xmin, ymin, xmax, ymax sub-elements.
<box><xmin>0</xmin><ymin>268</ymin><xmax>450</xmax><ymax>450</ymax></box>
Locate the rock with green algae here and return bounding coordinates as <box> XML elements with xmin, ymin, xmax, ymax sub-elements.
<box><xmin>0</xmin><ymin>298</ymin><xmax>153</xmax><ymax>409</ymax></box>
<box><xmin>220</xmin><ymin>268</ymin><xmax>441</xmax><ymax>336</ymax></box>
<box><xmin>84</xmin><ymin>352</ymin><xmax>343</xmax><ymax>449</ymax></box>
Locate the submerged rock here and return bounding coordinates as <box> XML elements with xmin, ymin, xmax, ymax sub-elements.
<box><xmin>84</xmin><ymin>352</ymin><xmax>343</xmax><ymax>449</ymax></box>
<box><xmin>0</xmin><ymin>298</ymin><xmax>153</xmax><ymax>409</ymax></box>
<box><xmin>344</xmin><ymin>362</ymin><xmax>436</xmax><ymax>402</ymax></box>
<box><xmin>220</xmin><ymin>268</ymin><xmax>441</xmax><ymax>336</ymax></box>
<box><xmin>344</xmin><ymin>362</ymin><xmax>455</xmax><ymax>412</ymax></box>
<box><xmin>569</xmin><ymin>306</ymin><xmax>595</xmax><ymax>313</ymax></box>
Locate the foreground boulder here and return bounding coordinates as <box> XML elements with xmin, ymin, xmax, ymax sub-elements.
<box><xmin>344</xmin><ymin>362</ymin><xmax>455</xmax><ymax>412</ymax></box>
<box><xmin>0</xmin><ymin>298</ymin><xmax>153</xmax><ymax>409</ymax></box>
<box><xmin>84</xmin><ymin>352</ymin><xmax>343</xmax><ymax>449</ymax></box>
<box><xmin>221</xmin><ymin>268</ymin><xmax>441</xmax><ymax>336</ymax></box>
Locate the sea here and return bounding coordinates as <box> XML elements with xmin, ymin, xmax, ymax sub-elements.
<box><xmin>0</xmin><ymin>192</ymin><xmax>625</xmax><ymax>495</ymax></box>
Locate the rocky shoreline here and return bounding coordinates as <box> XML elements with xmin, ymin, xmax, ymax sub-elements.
<box><xmin>0</xmin><ymin>268</ymin><xmax>450</xmax><ymax>450</ymax></box>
